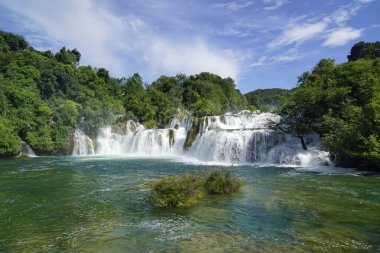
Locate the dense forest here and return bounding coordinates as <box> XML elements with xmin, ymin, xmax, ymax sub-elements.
<box><xmin>0</xmin><ymin>31</ymin><xmax>247</xmax><ymax>157</ymax></box>
<box><xmin>1</xmin><ymin>30</ymin><xmax>379</xmax><ymax>170</ymax></box>
<box><xmin>273</xmin><ymin>41</ymin><xmax>380</xmax><ymax>170</ymax></box>
<box><xmin>245</xmin><ymin>88</ymin><xmax>293</xmax><ymax>111</ymax></box>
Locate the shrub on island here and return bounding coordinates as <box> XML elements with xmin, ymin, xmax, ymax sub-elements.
<box><xmin>149</xmin><ymin>173</ymin><xmax>205</xmax><ymax>208</ymax></box>
<box><xmin>149</xmin><ymin>171</ymin><xmax>241</xmax><ymax>208</ymax></box>
<box><xmin>204</xmin><ymin>171</ymin><xmax>241</xmax><ymax>194</ymax></box>
<box><xmin>18</xmin><ymin>153</ymin><xmax>29</xmax><ymax>158</ymax></box>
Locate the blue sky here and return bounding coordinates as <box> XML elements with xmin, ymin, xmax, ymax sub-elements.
<box><xmin>0</xmin><ymin>0</ymin><xmax>379</xmax><ymax>93</ymax></box>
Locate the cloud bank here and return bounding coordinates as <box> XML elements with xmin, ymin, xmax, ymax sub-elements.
<box><xmin>0</xmin><ymin>0</ymin><xmax>240</xmax><ymax>80</ymax></box>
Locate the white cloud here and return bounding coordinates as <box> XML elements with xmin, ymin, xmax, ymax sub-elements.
<box><xmin>146</xmin><ymin>38</ymin><xmax>239</xmax><ymax>80</ymax></box>
<box><xmin>323</xmin><ymin>4</ymin><xmax>362</xmax><ymax>26</ymax></box>
<box><xmin>0</xmin><ymin>0</ymin><xmax>240</xmax><ymax>80</ymax></box>
<box><xmin>323</xmin><ymin>27</ymin><xmax>362</xmax><ymax>46</ymax></box>
<box><xmin>263</xmin><ymin>0</ymin><xmax>287</xmax><ymax>10</ymax></box>
<box><xmin>249</xmin><ymin>48</ymin><xmax>302</xmax><ymax>67</ymax></box>
<box><xmin>356</xmin><ymin>0</ymin><xmax>373</xmax><ymax>3</ymax></box>
<box><xmin>268</xmin><ymin>22</ymin><xmax>327</xmax><ymax>49</ymax></box>
<box><xmin>266</xmin><ymin>0</ymin><xmax>371</xmax><ymax>50</ymax></box>
<box><xmin>1</xmin><ymin>0</ymin><xmax>128</xmax><ymax>75</ymax></box>
<box><xmin>213</xmin><ymin>1</ymin><xmax>253</xmax><ymax>11</ymax></box>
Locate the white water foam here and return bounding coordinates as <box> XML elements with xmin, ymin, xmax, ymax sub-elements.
<box><xmin>72</xmin><ymin>111</ymin><xmax>331</xmax><ymax>167</ymax></box>
<box><xmin>72</xmin><ymin>129</ymin><xmax>95</xmax><ymax>155</ymax></box>
<box><xmin>19</xmin><ymin>141</ymin><xmax>37</xmax><ymax>157</ymax></box>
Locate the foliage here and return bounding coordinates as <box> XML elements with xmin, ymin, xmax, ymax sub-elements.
<box><xmin>123</xmin><ymin>72</ymin><xmax>248</xmax><ymax>127</ymax></box>
<box><xmin>245</xmin><ymin>88</ymin><xmax>293</xmax><ymax>112</ymax></box>
<box><xmin>18</xmin><ymin>153</ymin><xmax>29</xmax><ymax>158</ymax></box>
<box><xmin>143</xmin><ymin>119</ymin><xmax>157</xmax><ymax>129</ymax></box>
<box><xmin>0</xmin><ymin>119</ymin><xmax>21</xmax><ymax>156</ymax></box>
<box><xmin>55</xmin><ymin>47</ymin><xmax>81</xmax><ymax>66</ymax></box>
<box><xmin>0</xmin><ymin>30</ymin><xmax>28</xmax><ymax>52</ymax></box>
<box><xmin>183</xmin><ymin>73</ymin><xmax>247</xmax><ymax>116</ymax></box>
<box><xmin>26</xmin><ymin>126</ymin><xmax>54</xmax><ymax>153</ymax></box>
<box><xmin>347</xmin><ymin>41</ymin><xmax>380</xmax><ymax>62</ymax></box>
<box><xmin>0</xmin><ymin>31</ymin><xmax>247</xmax><ymax>158</ymax></box>
<box><xmin>275</xmin><ymin>54</ymin><xmax>380</xmax><ymax>169</ymax></box>
<box><xmin>1</xmin><ymin>30</ymin><xmax>379</xmax><ymax>171</ymax></box>
<box><xmin>204</xmin><ymin>171</ymin><xmax>241</xmax><ymax>194</ymax></box>
<box><xmin>149</xmin><ymin>171</ymin><xmax>242</xmax><ymax>208</ymax></box>
<box><xmin>149</xmin><ymin>173</ymin><xmax>206</xmax><ymax>208</ymax></box>
<box><xmin>0</xmin><ymin>31</ymin><xmax>125</xmax><ymax>156</ymax></box>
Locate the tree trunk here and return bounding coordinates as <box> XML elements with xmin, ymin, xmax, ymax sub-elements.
<box><xmin>298</xmin><ymin>136</ymin><xmax>308</xmax><ymax>151</ymax></box>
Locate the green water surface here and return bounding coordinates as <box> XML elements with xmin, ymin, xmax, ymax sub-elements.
<box><xmin>0</xmin><ymin>156</ymin><xmax>379</xmax><ymax>252</ymax></box>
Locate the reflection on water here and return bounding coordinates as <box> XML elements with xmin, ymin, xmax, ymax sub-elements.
<box><xmin>0</xmin><ymin>157</ymin><xmax>379</xmax><ymax>252</ymax></box>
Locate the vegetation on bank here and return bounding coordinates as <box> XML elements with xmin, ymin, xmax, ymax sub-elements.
<box><xmin>149</xmin><ymin>171</ymin><xmax>241</xmax><ymax>208</ymax></box>
<box><xmin>245</xmin><ymin>88</ymin><xmax>293</xmax><ymax>112</ymax></box>
<box><xmin>1</xmin><ymin>29</ymin><xmax>379</xmax><ymax>171</ymax></box>
<box><xmin>272</xmin><ymin>41</ymin><xmax>380</xmax><ymax>170</ymax></box>
<box><xmin>0</xmin><ymin>30</ymin><xmax>246</xmax><ymax>157</ymax></box>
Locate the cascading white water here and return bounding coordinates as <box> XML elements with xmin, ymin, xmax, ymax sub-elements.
<box><xmin>72</xmin><ymin>111</ymin><xmax>331</xmax><ymax>166</ymax></box>
<box><xmin>19</xmin><ymin>141</ymin><xmax>37</xmax><ymax>157</ymax></box>
<box><xmin>72</xmin><ymin>129</ymin><xmax>95</xmax><ymax>155</ymax></box>
<box><xmin>198</xmin><ymin>111</ymin><xmax>280</xmax><ymax>132</ymax></box>
<box><xmin>96</xmin><ymin>119</ymin><xmax>188</xmax><ymax>156</ymax></box>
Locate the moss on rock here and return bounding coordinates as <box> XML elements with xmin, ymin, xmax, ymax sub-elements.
<box><xmin>183</xmin><ymin>117</ymin><xmax>200</xmax><ymax>150</ymax></box>
<box><xmin>169</xmin><ymin>129</ymin><xmax>175</xmax><ymax>147</ymax></box>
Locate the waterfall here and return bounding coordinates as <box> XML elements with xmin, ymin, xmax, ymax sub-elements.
<box><xmin>72</xmin><ymin>129</ymin><xmax>95</xmax><ymax>155</ymax></box>
<box><xmin>19</xmin><ymin>141</ymin><xmax>37</xmax><ymax>157</ymax></box>
<box><xmin>72</xmin><ymin>111</ymin><xmax>331</xmax><ymax>166</ymax></box>
<box><xmin>95</xmin><ymin>119</ymin><xmax>188</xmax><ymax>156</ymax></box>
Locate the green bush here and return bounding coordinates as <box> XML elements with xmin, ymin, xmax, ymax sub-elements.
<box><xmin>0</xmin><ymin>119</ymin><xmax>21</xmax><ymax>157</ymax></box>
<box><xmin>18</xmin><ymin>153</ymin><xmax>29</xmax><ymax>158</ymax></box>
<box><xmin>143</xmin><ymin>119</ymin><xmax>157</xmax><ymax>129</ymax></box>
<box><xmin>205</xmin><ymin>171</ymin><xmax>241</xmax><ymax>194</ymax></box>
<box><xmin>149</xmin><ymin>173</ymin><xmax>205</xmax><ymax>208</ymax></box>
<box><xmin>149</xmin><ymin>171</ymin><xmax>242</xmax><ymax>208</ymax></box>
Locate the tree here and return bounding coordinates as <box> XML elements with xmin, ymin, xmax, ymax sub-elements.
<box><xmin>0</xmin><ymin>119</ymin><xmax>21</xmax><ymax>156</ymax></box>
<box><xmin>275</xmin><ymin>55</ymin><xmax>380</xmax><ymax>169</ymax></box>
<box><xmin>245</xmin><ymin>88</ymin><xmax>293</xmax><ymax>111</ymax></box>
<box><xmin>0</xmin><ymin>30</ymin><xmax>251</xmax><ymax>157</ymax></box>
<box><xmin>347</xmin><ymin>41</ymin><xmax>380</xmax><ymax>62</ymax></box>
<box><xmin>55</xmin><ymin>47</ymin><xmax>81</xmax><ymax>66</ymax></box>
<box><xmin>97</xmin><ymin>68</ymin><xmax>110</xmax><ymax>82</ymax></box>
<box><xmin>0</xmin><ymin>30</ymin><xmax>28</xmax><ymax>51</ymax></box>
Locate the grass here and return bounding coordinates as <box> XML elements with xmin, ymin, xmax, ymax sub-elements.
<box><xmin>149</xmin><ymin>171</ymin><xmax>241</xmax><ymax>208</ymax></box>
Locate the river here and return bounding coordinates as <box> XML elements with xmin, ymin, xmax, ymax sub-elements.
<box><xmin>1</xmin><ymin>156</ymin><xmax>379</xmax><ymax>252</ymax></box>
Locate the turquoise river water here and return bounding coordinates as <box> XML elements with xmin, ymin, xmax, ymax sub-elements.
<box><xmin>0</xmin><ymin>156</ymin><xmax>379</xmax><ymax>252</ymax></box>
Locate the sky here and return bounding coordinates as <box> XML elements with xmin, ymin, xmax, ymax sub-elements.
<box><xmin>0</xmin><ymin>0</ymin><xmax>379</xmax><ymax>93</ymax></box>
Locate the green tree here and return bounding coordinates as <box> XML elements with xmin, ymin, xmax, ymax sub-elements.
<box><xmin>0</xmin><ymin>119</ymin><xmax>21</xmax><ymax>156</ymax></box>
<box><xmin>97</xmin><ymin>68</ymin><xmax>110</xmax><ymax>82</ymax></box>
<box><xmin>347</xmin><ymin>41</ymin><xmax>380</xmax><ymax>62</ymax></box>
<box><xmin>55</xmin><ymin>47</ymin><xmax>81</xmax><ymax>66</ymax></box>
<box><xmin>245</xmin><ymin>88</ymin><xmax>293</xmax><ymax>111</ymax></box>
<box><xmin>275</xmin><ymin>54</ymin><xmax>380</xmax><ymax>169</ymax></box>
<box><xmin>0</xmin><ymin>30</ymin><xmax>28</xmax><ymax>51</ymax></box>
